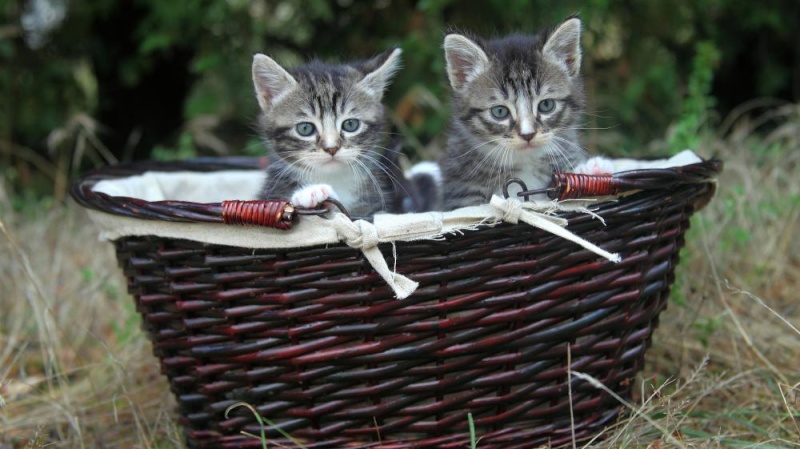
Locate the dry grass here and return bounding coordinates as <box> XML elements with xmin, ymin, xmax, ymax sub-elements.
<box><xmin>1</xmin><ymin>104</ymin><xmax>799</xmax><ymax>448</ymax></box>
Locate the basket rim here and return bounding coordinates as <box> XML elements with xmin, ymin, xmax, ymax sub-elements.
<box><xmin>69</xmin><ymin>156</ymin><xmax>722</xmax><ymax>224</ymax></box>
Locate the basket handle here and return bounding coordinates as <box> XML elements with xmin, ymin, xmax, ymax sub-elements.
<box><xmin>71</xmin><ymin>167</ymin><xmax>351</xmax><ymax>230</ymax></box>
<box><xmin>72</xmin><ymin>175</ymin><xmax>300</xmax><ymax>230</ymax></box>
<box><xmin>504</xmin><ymin>158</ymin><xmax>723</xmax><ymax>201</ymax></box>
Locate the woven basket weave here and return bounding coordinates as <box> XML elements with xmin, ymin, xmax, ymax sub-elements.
<box><xmin>71</xmin><ymin>157</ymin><xmax>721</xmax><ymax>449</ymax></box>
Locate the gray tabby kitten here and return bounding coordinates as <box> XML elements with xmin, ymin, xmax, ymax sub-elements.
<box><xmin>441</xmin><ymin>17</ymin><xmax>587</xmax><ymax>210</ymax></box>
<box><xmin>252</xmin><ymin>49</ymin><xmax>402</xmax><ymax>217</ymax></box>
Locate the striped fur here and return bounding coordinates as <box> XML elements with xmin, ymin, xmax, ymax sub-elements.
<box><xmin>441</xmin><ymin>18</ymin><xmax>588</xmax><ymax>210</ymax></box>
<box><xmin>253</xmin><ymin>49</ymin><xmax>401</xmax><ymax>217</ymax></box>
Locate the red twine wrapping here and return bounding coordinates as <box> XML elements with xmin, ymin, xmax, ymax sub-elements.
<box><xmin>221</xmin><ymin>200</ymin><xmax>294</xmax><ymax>230</ymax></box>
<box><xmin>551</xmin><ymin>173</ymin><xmax>619</xmax><ymax>200</ymax></box>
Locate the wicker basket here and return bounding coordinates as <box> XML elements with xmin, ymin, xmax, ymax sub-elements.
<box><xmin>71</xmin><ymin>156</ymin><xmax>721</xmax><ymax>449</ymax></box>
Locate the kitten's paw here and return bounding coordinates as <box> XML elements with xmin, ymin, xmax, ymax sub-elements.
<box><xmin>573</xmin><ymin>157</ymin><xmax>615</xmax><ymax>175</ymax></box>
<box><xmin>291</xmin><ymin>184</ymin><xmax>338</xmax><ymax>209</ymax></box>
<box><xmin>406</xmin><ymin>161</ymin><xmax>442</xmax><ymax>185</ymax></box>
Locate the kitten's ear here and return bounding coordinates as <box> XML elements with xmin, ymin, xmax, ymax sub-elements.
<box><xmin>444</xmin><ymin>34</ymin><xmax>489</xmax><ymax>91</ymax></box>
<box><xmin>252</xmin><ymin>53</ymin><xmax>297</xmax><ymax>111</ymax></box>
<box><xmin>357</xmin><ymin>48</ymin><xmax>402</xmax><ymax>99</ymax></box>
<box><xmin>542</xmin><ymin>17</ymin><xmax>582</xmax><ymax>77</ymax></box>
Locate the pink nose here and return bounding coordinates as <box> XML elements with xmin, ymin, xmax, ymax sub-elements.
<box><xmin>322</xmin><ymin>146</ymin><xmax>340</xmax><ymax>156</ymax></box>
<box><xmin>519</xmin><ymin>132</ymin><xmax>535</xmax><ymax>142</ymax></box>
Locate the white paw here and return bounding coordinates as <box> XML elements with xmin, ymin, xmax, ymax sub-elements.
<box><xmin>406</xmin><ymin>161</ymin><xmax>442</xmax><ymax>185</ymax></box>
<box><xmin>573</xmin><ymin>157</ymin><xmax>615</xmax><ymax>175</ymax></box>
<box><xmin>291</xmin><ymin>184</ymin><xmax>337</xmax><ymax>209</ymax></box>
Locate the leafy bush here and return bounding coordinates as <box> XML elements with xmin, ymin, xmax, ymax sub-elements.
<box><xmin>1</xmin><ymin>0</ymin><xmax>798</xmax><ymax>196</ymax></box>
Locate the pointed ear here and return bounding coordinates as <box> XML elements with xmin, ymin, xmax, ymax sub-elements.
<box><xmin>252</xmin><ymin>53</ymin><xmax>297</xmax><ymax>111</ymax></box>
<box><xmin>444</xmin><ymin>34</ymin><xmax>489</xmax><ymax>91</ymax></box>
<box><xmin>357</xmin><ymin>48</ymin><xmax>402</xmax><ymax>99</ymax></box>
<box><xmin>542</xmin><ymin>17</ymin><xmax>582</xmax><ymax>77</ymax></box>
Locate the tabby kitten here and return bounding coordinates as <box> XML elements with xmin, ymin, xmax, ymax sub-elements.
<box><xmin>440</xmin><ymin>17</ymin><xmax>588</xmax><ymax>210</ymax></box>
<box><xmin>252</xmin><ymin>49</ymin><xmax>402</xmax><ymax>217</ymax></box>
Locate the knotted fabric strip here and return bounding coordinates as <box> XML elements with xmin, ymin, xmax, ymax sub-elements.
<box><xmin>329</xmin><ymin>213</ymin><xmax>419</xmax><ymax>299</ymax></box>
<box><xmin>490</xmin><ymin>195</ymin><xmax>621</xmax><ymax>263</ymax></box>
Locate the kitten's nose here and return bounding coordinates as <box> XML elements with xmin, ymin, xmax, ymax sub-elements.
<box><xmin>519</xmin><ymin>132</ymin><xmax>535</xmax><ymax>142</ymax></box>
<box><xmin>322</xmin><ymin>145</ymin><xmax>340</xmax><ymax>156</ymax></box>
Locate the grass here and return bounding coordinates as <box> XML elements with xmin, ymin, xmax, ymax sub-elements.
<box><xmin>1</xmin><ymin>103</ymin><xmax>799</xmax><ymax>448</ymax></box>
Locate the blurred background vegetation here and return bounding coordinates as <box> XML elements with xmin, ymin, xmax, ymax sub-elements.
<box><xmin>1</xmin><ymin>0</ymin><xmax>799</xmax><ymax>200</ymax></box>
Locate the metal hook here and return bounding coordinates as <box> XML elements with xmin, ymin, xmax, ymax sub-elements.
<box><xmin>321</xmin><ymin>198</ymin><xmax>351</xmax><ymax>218</ymax></box>
<box><xmin>502</xmin><ymin>178</ymin><xmax>555</xmax><ymax>201</ymax></box>
<box><xmin>503</xmin><ymin>178</ymin><xmax>529</xmax><ymax>199</ymax></box>
<box><xmin>294</xmin><ymin>198</ymin><xmax>352</xmax><ymax>219</ymax></box>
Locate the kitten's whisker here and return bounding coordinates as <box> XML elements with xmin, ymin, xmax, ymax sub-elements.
<box><xmin>551</xmin><ymin>135</ymin><xmax>589</xmax><ymax>157</ymax></box>
<box><xmin>486</xmin><ymin>145</ymin><xmax>502</xmax><ymax>188</ymax></box>
<box><xmin>453</xmin><ymin>137</ymin><xmax>506</xmax><ymax>160</ymax></box>
<box><xmin>480</xmin><ymin>144</ymin><xmax>508</xmax><ymax>187</ymax></box>
<box><xmin>359</xmin><ymin>153</ymin><xmax>412</xmax><ymax>199</ymax></box>
<box><xmin>547</xmin><ymin>141</ymin><xmax>573</xmax><ymax>170</ymax></box>
<box><xmin>373</xmin><ymin>131</ymin><xmax>405</xmax><ymax>138</ymax></box>
<box><xmin>576</xmin><ymin>110</ymin><xmax>613</xmax><ymax>119</ymax></box>
<box><xmin>365</xmin><ymin>148</ymin><xmax>405</xmax><ymax>171</ymax></box>
<box><xmin>268</xmin><ymin>157</ymin><xmax>308</xmax><ymax>192</ymax></box>
<box><xmin>371</xmin><ymin>143</ymin><xmax>404</xmax><ymax>154</ymax></box>
<box><xmin>353</xmin><ymin>158</ymin><xmax>386</xmax><ymax>210</ymax></box>
<box><xmin>464</xmin><ymin>144</ymin><xmax>504</xmax><ymax>182</ymax></box>
<box><xmin>494</xmin><ymin>146</ymin><xmax>513</xmax><ymax>188</ymax></box>
<box><xmin>347</xmin><ymin>161</ymin><xmax>366</xmax><ymax>207</ymax></box>
<box><xmin>360</xmin><ymin>154</ymin><xmax>403</xmax><ymax>185</ymax></box>
<box><xmin>548</xmin><ymin>139</ymin><xmax>583</xmax><ymax>171</ymax></box>
<box><xmin>563</xmin><ymin>126</ymin><xmax>616</xmax><ymax>131</ymax></box>
<box><xmin>500</xmin><ymin>146</ymin><xmax>514</xmax><ymax>186</ymax></box>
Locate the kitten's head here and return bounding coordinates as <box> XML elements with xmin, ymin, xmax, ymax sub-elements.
<box><xmin>444</xmin><ymin>18</ymin><xmax>584</xmax><ymax>156</ymax></box>
<box><xmin>252</xmin><ymin>49</ymin><xmax>401</xmax><ymax>172</ymax></box>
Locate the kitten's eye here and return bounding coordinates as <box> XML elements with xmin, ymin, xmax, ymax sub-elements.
<box><xmin>342</xmin><ymin>119</ymin><xmax>360</xmax><ymax>133</ymax></box>
<box><xmin>538</xmin><ymin>99</ymin><xmax>556</xmax><ymax>113</ymax></box>
<box><xmin>296</xmin><ymin>122</ymin><xmax>316</xmax><ymax>137</ymax></box>
<box><xmin>490</xmin><ymin>105</ymin><xmax>510</xmax><ymax>120</ymax></box>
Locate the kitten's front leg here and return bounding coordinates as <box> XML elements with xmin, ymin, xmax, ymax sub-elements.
<box><xmin>291</xmin><ymin>184</ymin><xmax>338</xmax><ymax>209</ymax></box>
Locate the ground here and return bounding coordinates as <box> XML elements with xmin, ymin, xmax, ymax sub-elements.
<box><xmin>1</xmin><ymin>104</ymin><xmax>799</xmax><ymax>448</ymax></box>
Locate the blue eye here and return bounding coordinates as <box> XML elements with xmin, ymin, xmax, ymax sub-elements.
<box><xmin>296</xmin><ymin>122</ymin><xmax>316</xmax><ymax>136</ymax></box>
<box><xmin>342</xmin><ymin>119</ymin><xmax>360</xmax><ymax>133</ymax></box>
<box><xmin>538</xmin><ymin>99</ymin><xmax>556</xmax><ymax>113</ymax></box>
<box><xmin>490</xmin><ymin>105</ymin><xmax>510</xmax><ymax>120</ymax></box>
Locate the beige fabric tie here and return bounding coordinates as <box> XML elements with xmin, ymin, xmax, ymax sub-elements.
<box><xmin>489</xmin><ymin>195</ymin><xmax>621</xmax><ymax>263</ymax></box>
<box><xmin>330</xmin><ymin>214</ymin><xmax>419</xmax><ymax>300</ymax></box>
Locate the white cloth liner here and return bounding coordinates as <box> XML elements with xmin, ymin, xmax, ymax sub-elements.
<box><xmin>88</xmin><ymin>150</ymin><xmax>702</xmax><ymax>299</ymax></box>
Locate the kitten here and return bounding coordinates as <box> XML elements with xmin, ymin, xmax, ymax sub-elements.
<box><xmin>440</xmin><ymin>17</ymin><xmax>588</xmax><ymax>210</ymax></box>
<box><xmin>252</xmin><ymin>49</ymin><xmax>402</xmax><ymax>217</ymax></box>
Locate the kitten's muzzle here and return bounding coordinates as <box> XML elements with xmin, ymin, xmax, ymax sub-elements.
<box><xmin>519</xmin><ymin>131</ymin><xmax>536</xmax><ymax>142</ymax></box>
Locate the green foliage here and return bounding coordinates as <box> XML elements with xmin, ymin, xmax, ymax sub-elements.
<box><xmin>692</xmin><ymin>315</ymin><xmax>723</xmax><ymax>348</ymax></box>
<box><xmin>151</xmin><ymin>132</ymin><xmax>199</xmax><ymax>161</ymax></box>
<box><xmin>668</xmin><ymin>41</ymin><xmax>721</xmax><ymax>154</ymax></box>
<box><xmin>80</xmin><ymin>266</ymin><xmax>137</xmax><ymax>346</ymax></box>
<box><xmin>103</xmin><ymin>274</ymin><xmax>140</xmax><ymax>347</ymax></box>
<box><xmin>468</xmin><ymin>412</ymin><xmax>478</xmax><ymax>449</ymax></box>
<box><xmin>2</xmin><ymin>0</ymin><xmax>799</xmax><ymax>196</ymax></box>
